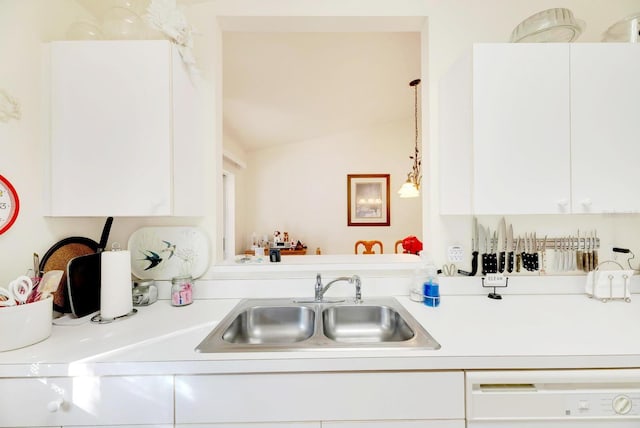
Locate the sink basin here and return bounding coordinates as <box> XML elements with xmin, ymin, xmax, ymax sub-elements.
<box><xmin>322</xmin><ymin>305</ymin><xmax>414</xmax><ymax>343</ymax></box>
<box><xmin>222</xmin><ymin>306</ymin><xmax>315</xmax><ymax>344</ymax></box>
<box><xmin>195</xmin><ymin>297</ymin><xmax>440</xmax><ymax>353</ymax></box>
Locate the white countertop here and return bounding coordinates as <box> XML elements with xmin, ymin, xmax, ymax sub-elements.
<box><xmin>2</xmin><ymin>289</ymin><xmax>640</xmax><ymax>378</ymax></box>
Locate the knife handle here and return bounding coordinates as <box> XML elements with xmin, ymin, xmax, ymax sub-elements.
<box><xmin>470</xmin><ymin>251</ymin><xmax>479</xmax><ymax>276</ymax></box>
<box><xmin>498</xmin><ymin>251</ymin><xmax>506</xmax><ymax>273</ymax></box>
<box><xmin>507</xmin><ymin>252</ymin><xmax>514</xmax><ymax>273</ymax></box>
<box><xmin>485</xmin><ymin>253</ymin><xmax>497</xmax><ymax>274</ymax></box>
<box><xmin>576</xmin><ymin>250</ymin><xmax>584</xmax><ymax>272</ymax></box>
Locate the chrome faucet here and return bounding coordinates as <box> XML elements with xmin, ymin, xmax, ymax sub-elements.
<box><xmin>314</xmin><ymin>273</ymin><xmax>362</xmax><ymax>303</ymax></box>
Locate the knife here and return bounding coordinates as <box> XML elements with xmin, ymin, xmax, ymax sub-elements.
<box><xmin>515</xmin><ymin>237</ymin><xmax>522</xmax><ymax>273</ymax></box>
<box><xmin>532</xmin><ymin>232</ymin><xmax>539</xmax><ymax>271</ymax></box>
<box><xmin>540</xmin><ymin>235</ymin><xmax>547</xmax><ymax>274</ymax></box>
<box><xmin>467</xmin><ymin>217</ymin><xmax>479</xmax><ymax>276</ymax></box>
<box><xmin>485</xmin><ymin>228</ymin><xmax>497</xmax><ymax>274</ymax></box>
<box><xmin>479</xmin><ymin>224</ymin><xmax>488</xmax><ymax>275</ymax></box>
<box><xmin>591</xmin><ymin>229</ymin><xmax>600</xmax><ymax>270</ymax></box>
<box><xmin>506</xmin><ymin>224</ymin><xmax>514</xmax><ymax>273</ymax></box>
<box><xmin>497</xmin><ymin>218</ymin><xmax>506</xmax><ymax>273</ymax></box>
<box><xmin>522</xmin><ymin>233</ymin><xmax>530</xmax><ymax>271</ymax></box>
<box><xmin>576</xmin><ymin>231</ymin><xmax>584</xmax><ymax>272</ymax></box>
<box><xmin>584</xmin><ymin>232</ymin><xmax>591</xmax><ymax>271</ymax></box>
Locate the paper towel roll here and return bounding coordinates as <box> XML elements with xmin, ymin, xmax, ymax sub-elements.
<box><xmin>100</xmin><ymin>250</ymin><xmax>133</xmax><ymax>319</ymax></box>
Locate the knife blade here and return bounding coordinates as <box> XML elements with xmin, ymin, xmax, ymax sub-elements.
<box><xmin>506</xmin><ymin>224</ymin><xmax>514</xmax><ymax>273</ymax></box>
<box><xmin>497</xmin><ymin>218</ymin><xmax>506</xmax><ymax>273</ymax></box>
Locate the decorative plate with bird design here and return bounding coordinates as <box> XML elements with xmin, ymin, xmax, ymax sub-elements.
<box><xmin>127</xmin><ymin>227</ymin><xmax>210</xmax><ymax>280</ymax></box>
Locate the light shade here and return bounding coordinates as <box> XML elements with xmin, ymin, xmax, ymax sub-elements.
<box><xmin>398</xmin><ymin>180</ymin><xmax>419</xmax><ymax>198</ymax></box>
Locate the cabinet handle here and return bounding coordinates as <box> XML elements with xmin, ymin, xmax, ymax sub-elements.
<box><xmin>47</xmin><ymin>398</ymin><xmax>64</xmax><ymax>412</ymax></box>
<box><xmin>557</xmin><ymin>198</ymin><xmax>569</xmax><ymax>212</ymax></box>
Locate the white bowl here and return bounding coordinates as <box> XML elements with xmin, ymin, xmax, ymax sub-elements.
<box><xmin>510</xmin><ymin>8</ymin><xmax>585</xmax><ymax>43</ymax></box>
<box><xmin>0</xmin><ymin>297</ymin><xmax>53</xmax><ymax>352</ymax></box>
<box><xmin>603</xmin><ymin>13</ymin><xmax>640</xmax><ymax>43</ymax></box>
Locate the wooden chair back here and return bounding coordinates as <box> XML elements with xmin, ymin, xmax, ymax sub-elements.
<box><xmin>355</xmin><ymin>240</ymin><xmax>383</xmax><ymax>254</ymax></box>
<box><xmin>394</xmin><ymin>240</ymin><xmax>406</xmax><ymax>254</ymax></box>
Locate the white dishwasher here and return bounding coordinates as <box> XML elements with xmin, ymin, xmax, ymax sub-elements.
<box><xmin>466</xmin><ymin>369</ymin><xmax>640</xmax><ymax>427</ymax></box>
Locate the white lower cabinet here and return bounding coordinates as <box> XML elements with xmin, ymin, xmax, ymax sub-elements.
<box><xmin>175</xmin><ymin>424</ymin><xmax>319</xmax><ymax>428</ymax></box>
<box><xmin>175</xmin><ymin>422</ymin><xmax>463</xmax><ymax>428</ymax></box>
<box><xmin>323</xmin><ymin>422</ymin><xmax>464</xmax><ymax>427</ymax></box>
<box><xmin>71</xmin><ymin>426</ymin><xmax>173</xmax><ymax>428</ymax></box>
<box><xmin>175</xmin><ymin>371</ymin><xmax>464</xmax><ymax>425</ymax></box>
<box><xmin>0</xmin><ymin>376</ymin><xmax>173</xmax><ymax>427</ymax></box>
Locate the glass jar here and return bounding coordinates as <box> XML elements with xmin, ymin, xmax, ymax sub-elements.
<box><xmin>132</xmin><ymin>279</ymin><xmax>158</xmax><ymax>306</ymax></box>
<box><xmin>171</xmin><ymin>275</ymin><xmax>193</xmax><ymax>306</ymax></box>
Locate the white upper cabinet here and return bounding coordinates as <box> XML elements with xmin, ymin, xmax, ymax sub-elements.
<box><xmin>43</xmin><ymin>40</ymin><xmax>204</xmax><ymax>217</ymax></box>
<box><xmin>440</xmin><ymin>43</ymin><xmax>640</xmax><ymax>215</ymax></box>
<box><xmin>570</xmin><ymin>43</ymin><xmax>640</xmax><ymax>214</ymax></box>
<box><xmin>472</xmin><ymin>44</ymin><xmax>571</xmax><ymax>215</ymax></box>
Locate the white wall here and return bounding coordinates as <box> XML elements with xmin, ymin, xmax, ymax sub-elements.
<box><xmin>222</xmin><ymin>132</ymin><xmax>248</xmax><ymax>254</ymax></box>
<box><xmin>0</xmin><ymin>0</ymin><xmax>102</xmax><ymax>285</ymax></box>
<box><xmin>243</xmin><ymin>118</ymin><xmax>422</xmax><ymax>255</ymax></box>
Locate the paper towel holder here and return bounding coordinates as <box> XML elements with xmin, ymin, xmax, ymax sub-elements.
<box><xmin>91</xmin><ymin>308</ymin><xmax>137</xmax><ymax>324</ymax></box>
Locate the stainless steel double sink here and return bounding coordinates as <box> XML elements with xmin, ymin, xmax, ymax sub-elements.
<box><xmin>195</xmin><ymin>297</ymin><xmax>441</xmax><ymax>352</ymax></box>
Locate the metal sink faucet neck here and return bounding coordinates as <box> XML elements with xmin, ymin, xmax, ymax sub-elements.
<box><xmin>314</xmin><ymin>273</ymin><xmax>362</xmax><ymax>303</ymax></box>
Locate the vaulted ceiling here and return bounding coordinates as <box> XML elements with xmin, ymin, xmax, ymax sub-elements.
<box><xmin>223</xmin><ymin>32</ymin><xmax>421</xmax><ymax>151</ymax></box>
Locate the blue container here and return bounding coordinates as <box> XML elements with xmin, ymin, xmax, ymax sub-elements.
<box><xmin>423</xmin><ymin>283</ymin><xmax>440</xmax><ymax>307</ymax></box>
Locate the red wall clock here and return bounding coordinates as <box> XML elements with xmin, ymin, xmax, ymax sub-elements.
<box><xmin>0</xmin><ymin>174</ymin><xmax>19</xmax><ymax>235</ymax></box>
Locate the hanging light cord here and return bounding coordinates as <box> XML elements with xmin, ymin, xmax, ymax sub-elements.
<box><xmin>409</xmin><ymin>78</ymin><xmax>421</xmax><ymax>188</ymax></box>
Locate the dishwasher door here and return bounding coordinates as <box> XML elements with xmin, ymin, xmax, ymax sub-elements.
<box><xmin>466</xmin><ymin>369</ymin><xmax>640</xmax><ymax>427</ymax></box>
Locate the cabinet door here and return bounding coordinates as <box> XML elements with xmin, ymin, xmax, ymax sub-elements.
<box><xmin>472</xmin><ymin>44</ymin><xmax>571</xmax><ymax>214</ymax></box>
<box><xmin>176</xmin><ymin>371</ymin><xmax>463</xmax><ymax>424</ymax></box>
<box><xmin>571</xmin><ymin>43</ymin><xmax>640</xmax><ymax>213</ymax></box>
<box><xmin>175</xmin><ymin>424</ymin><xmax>319</xmax><ymax>428</ymax></box>
<box><xmin>0</xmin><ymin>376</ymin><xmax>173</xmax><ymax>427</ymax></box>
<box><xmin>47</xmin><ymin>41</ymin><xmax>172</xmax><ymax>216</ymax></box>
<box><xmin>322</xmin><ymin>421</ymin><xmax>464</xmax><ymax>427</ymax></box>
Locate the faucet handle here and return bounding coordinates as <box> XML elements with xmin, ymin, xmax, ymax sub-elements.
<box><xmin>352</xmin><ymin>275</ymin><xmax>362</xmax><ymax>303</ymax></box>
<box><xmin>314</xmin><ymin>273</ymin><xmax>323</xmax><ymax>301</ymax></box>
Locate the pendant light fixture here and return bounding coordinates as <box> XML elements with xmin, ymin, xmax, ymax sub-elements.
<box><xmin>398</xmin><ymin>78</ymin><xmax>421</xmax><ymax>198</ymax></box>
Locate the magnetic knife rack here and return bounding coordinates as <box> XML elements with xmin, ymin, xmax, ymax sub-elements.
<box><xmin>488</xmin><ymin>236</ymin><xmax>600</xmax><ymax>251</ymax></box>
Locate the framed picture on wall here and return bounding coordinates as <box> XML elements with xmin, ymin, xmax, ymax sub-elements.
<box><xmin>347</xmin><ymin>174</ymin><xmax>390</xmax><ymax>226</ymax></box>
